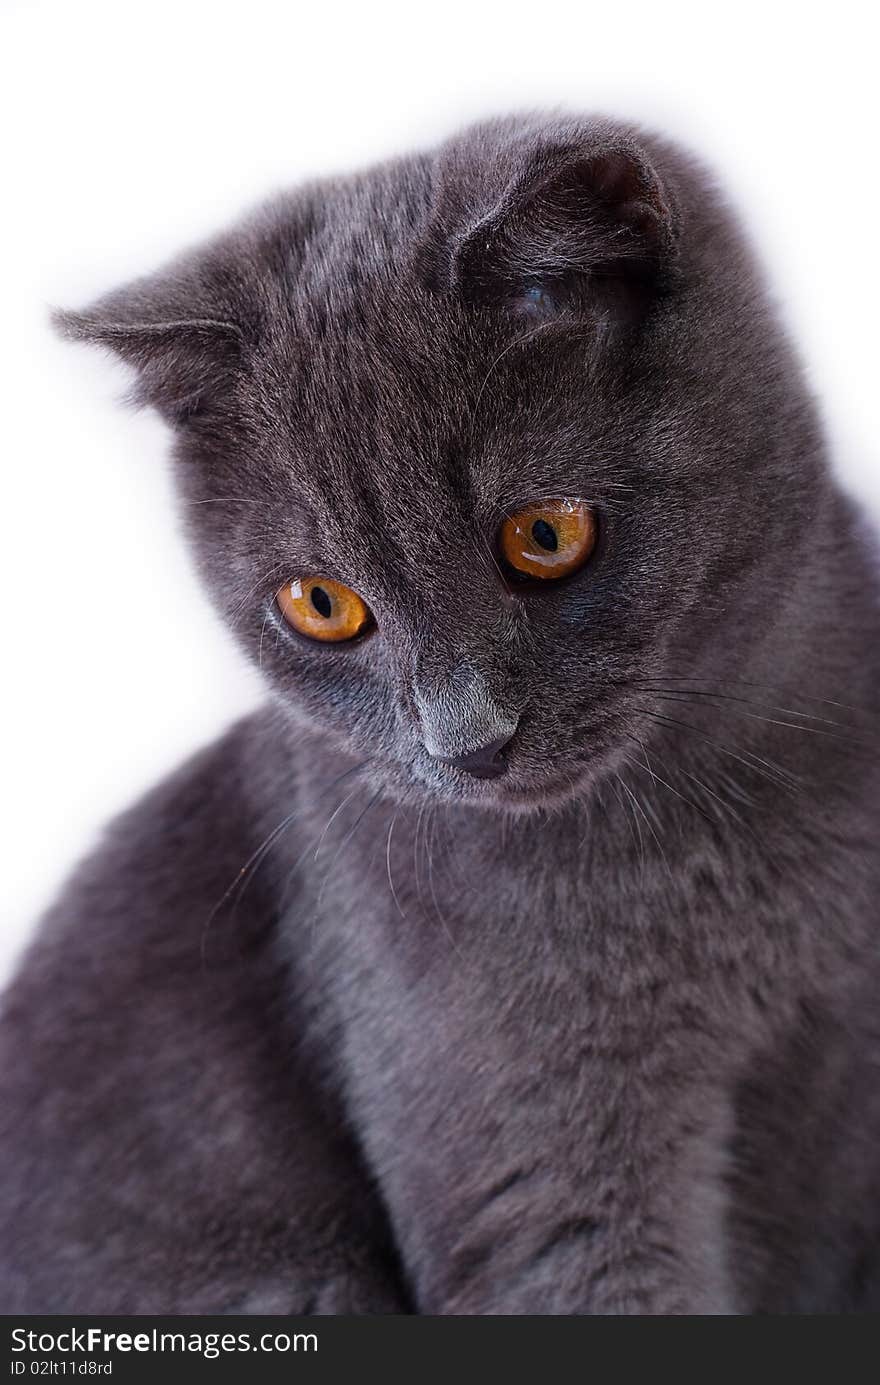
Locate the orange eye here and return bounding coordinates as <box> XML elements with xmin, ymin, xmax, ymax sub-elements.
<box><xmin>276</xmin><ymin>576</ymin><xmax>373</xmax><ymax>643</ymax></box>
<box><xmin>499</xmin><ymin>499</ymin><xmax>597</xmax><ymax>580</ymax></box>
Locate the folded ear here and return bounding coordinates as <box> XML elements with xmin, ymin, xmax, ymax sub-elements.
<box><xmin>52</xmin><ymin>245</ymin><xmax>247</xmax><ymax>424</ymax></box>
<box><xmin>423</xmin><ymin>121</ymin><xmax>679</xmax><ymax>325</ymax></box>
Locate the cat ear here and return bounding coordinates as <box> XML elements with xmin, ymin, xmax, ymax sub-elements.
<box><xmin>425</xmin><ymin>125</ymin><xmax>678</xmax><ymax>323</ymax></box>
<box><xmin>52</xmin><ymin>249</ymin><xmax>246</xmax><ymax>423</ymax></box>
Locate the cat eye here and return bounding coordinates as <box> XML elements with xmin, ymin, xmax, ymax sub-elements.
<box><xmin>499</xmin><ymin>499</ymin><xmax>597</xmax><ymax>580</ymax></box>
<box><xmin>276</xmin><ymin>576</ymin><xmax>373</xmax><ymax>642</ymax></box>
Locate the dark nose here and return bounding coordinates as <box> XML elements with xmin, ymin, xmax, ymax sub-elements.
<box><xmin>436</xmin><ymin>733</ymin><xmax>514</xmax><ymax>779</ymax></box>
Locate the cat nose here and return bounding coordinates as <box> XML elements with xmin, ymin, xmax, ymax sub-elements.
<box><xmin>434</xmin><ymin>732</ymin><xmax>514</xmax><ymax>779</ymax></box>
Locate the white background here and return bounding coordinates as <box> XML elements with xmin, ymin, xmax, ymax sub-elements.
<box><xmin>2</xmin><ymin>0</ymin><xmax>878</xmax><ymax>984</ymax></box>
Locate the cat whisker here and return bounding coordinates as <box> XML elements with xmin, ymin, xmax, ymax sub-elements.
<box><xmin>610</xmin><ymin>771</ymin><xmax>645</xmax><ymax>874</ymax></box>
<box><xmin>184</xmin><ymin>496</ymin><xmax>265</xmax><ymax>507</ymax></box>
<box><xmin>652</xmin><ymin>738</ymin><xmax>759</xmax><ymax>842</ymax></box>
<box><xmin>626</xmin><ymin>738</ymin><xmax>668</xmax><ymax>837</ymax></box>
<box><xmin>649</xmin><ymin>686</ymin><xmax>858</xmax><ymax>731</ymax></box>
<box><xmin>634</xmin><ymin>705</ymin><xmax>800</xmax><ymax>794</ymax></box>
<box><xmin>412</xmin><ymin>799</ymin><xmax>430</xmax><ymax>918</ymax></box>
<box><xmin>633</xmin><ymin>674</ymin><xmax>880</xmax><ymax>725</ymax></box>
<box><xmin>420</xmin><ymin>803</ymin><xmax>468</xmax><ymax>964</ymax></box>
<box><xmin>257</xmin><ymin>607</ymin><xmax>272</xmax><ymax>669</ymax></box>
<box><xmin>581</xmin><ymin>779</ymin><xmax>609</xmax><ymax>848</ymax></box>
<box><xmin>624</xmin><ymin>733</ymin><xmax>731</xmax><ymax>834</ymax></box>
<box><xmin>312</xmin><ymin>784</ymin><xmax>366</xmax><ymax>862</ymax></box>
<box><xmin>228</xmin><ymin>562</ymin><xmax>291</xmax><ymax>631</ymax></box>
<box><xmin>312</xmin><ymin>785</ymin><xmax>383</xmax><ymax>922</ymax></box>
<box><xmin>385</xmin><ymin>812</ymin><xmax>410</xmax><ymax>924</ymax></box>
<box><xmin>616</xmin><ymin>756</ymin><xmax>672</xmax><ymax>878</ymax></box>
<box><xmin>278</xmin><ymin>785</ymin><xmax>368</xmax><ymax>918</ymax></box>
<box><xmin>201</xmin><ymin>761</ymin><xmax>368</xmax><ymax>965</ymax></box>
<box><xmin>641</xmin><ymin>690</ymin><xmax>879</xmax><ymax>752</ymax></box>
<box><xmin>678</xmin><ymin>762</ymin><xmax>752</xmax><ymax>834</ymax></box>
<box><xmin>708</xmin><ymin>760</ymin><xmax>758</xmax><ymax>810</ymax></box>
<box><xmin>201</xmin><ymin>806</ymin><xmax>301</xmax><ymax>966</ymax></box>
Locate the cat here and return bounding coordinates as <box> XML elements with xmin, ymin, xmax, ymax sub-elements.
<box><xmin>2</xmin><ymin>111</ymin><xmax>879</xmax><ymax>1315</ymax></box>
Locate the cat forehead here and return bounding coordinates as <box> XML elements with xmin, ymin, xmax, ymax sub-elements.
<box><xmin>271</xmin><ymin>288</ymin><xmax>572</xmax><ymax>488</ymax></box>
<box><xmin>272</xmin><ymin>397</ymin><xmax>615</xmax><ymax>543</ymax></box>
<box><xmin>274</xmin><ymin>349</ymin><xmax>631</xmax><ymax>531</ymax></box>
<box><xmin>268</xmin><ymin>299</ymin><xmax>488</xmax><ymax>480</ymax></box>
<box><xmin>259</xmin><ymin>301</ymin><xmax>619</xmax><ymax>527</ymax></box>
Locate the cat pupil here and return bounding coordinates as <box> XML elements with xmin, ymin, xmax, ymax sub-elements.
<box><xmin>531</xmin><ymin>519</ymin><xmax>558</xmax><ymax>552</ymax></box>
<box><xmin>311</xmin><ymin>586</ymin><xmax>333</xmax><ymax>618</ymax></box>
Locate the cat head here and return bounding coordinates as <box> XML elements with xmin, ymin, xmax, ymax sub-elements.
<box><xmin>57</xmin><ymin>114</ymin><xmax>826</xmax><ymax>812</ymax></box>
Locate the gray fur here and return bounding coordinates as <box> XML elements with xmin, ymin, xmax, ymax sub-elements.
<box><xmin>2</xmin><ymin>113</ymin><xmax>879</xmax><ymax>1314</ymax></box>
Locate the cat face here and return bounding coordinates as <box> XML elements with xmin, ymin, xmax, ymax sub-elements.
<box><xmin>58</xmin><ymin>117</ymin><xmax>823</xmax><ymax>812</ymax></box>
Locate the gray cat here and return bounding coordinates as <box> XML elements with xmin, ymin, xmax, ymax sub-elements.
<box><xmin>2</xmin><ymin>113</ymin><xmax>879</xmax><ymax>1314</ymax></box>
